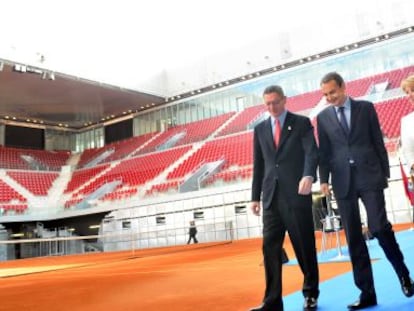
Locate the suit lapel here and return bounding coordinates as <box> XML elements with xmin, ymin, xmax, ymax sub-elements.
<box><xmin>349</xmin><ymin>98</ymin><xmax>360</xmax><ymax>138</ymax></box>
<box><xmin>265</xmin><ymin>117</ymin><xmax>276</xmax><ymax>151</ymax></box>
<box><xmin>278</xmin><ymin>112</ymin><xmax>294</xmax><ymax>149</ymax></box>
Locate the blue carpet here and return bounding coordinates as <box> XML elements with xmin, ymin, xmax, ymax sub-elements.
<box><xmin>283</xmin><ymin>229</ymin><xmax>414</xmax><ymax>310</ymax></box>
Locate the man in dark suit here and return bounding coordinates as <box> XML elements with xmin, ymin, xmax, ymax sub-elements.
<box><xmin>250</xmin><ymin>85</ymin><xmax>319</xmax><ymax>311</ymax></box>
<box><xmin>317</xmin><ymin>72</ymin><xmax>414</xmax><ymax>310</ymax></box>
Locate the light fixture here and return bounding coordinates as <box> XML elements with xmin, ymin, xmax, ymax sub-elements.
<box><xmin>11</xmin><ymin>233</ymin><xmax>24</xmax><ymax>238</ymax></box>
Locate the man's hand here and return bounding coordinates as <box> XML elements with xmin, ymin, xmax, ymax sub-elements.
<box><xmin>298</xmin><ymin>176</ymin><xmax>313</xmax><ymax>195</ymax></box>
<box><xmin>320</xmin><ymin>183</ymin><xmax>331</xmax><ymax>196</ymax></box>
<box><xmin>251</xmin><ymin>201</ymin><xmax>261</xmax><ymax>216</ymax></box>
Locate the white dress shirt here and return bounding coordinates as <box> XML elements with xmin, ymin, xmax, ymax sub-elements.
<box><xmin>401</xmin><ymin>111</ymin><xmax>414</xmax><ymax>172</ymax></box>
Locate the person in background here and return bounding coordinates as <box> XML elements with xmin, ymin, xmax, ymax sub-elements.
<box><xmin>249</xmin><ymin>85</ymin><xmax>319</xmax><ymax>311</ymax></box>
<box><xmin>317</xmin><ymin>72</ymin><xmax>413</xmax><ymax>310</ymax></box>
<box><xmin>400</xmin><ymin>75</ymin><xmax>414</xmax><ymax>179</ymax></box>
<box><xmin>187</xmin><ymin>220</ymin><xmax>198</xmax><ymax>244</ymax></box>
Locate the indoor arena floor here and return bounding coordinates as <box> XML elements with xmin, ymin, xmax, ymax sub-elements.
<box><xmin>0</xmin><ymin>223</ymin><xmax>412</xmax><ymax>311</ymax></box>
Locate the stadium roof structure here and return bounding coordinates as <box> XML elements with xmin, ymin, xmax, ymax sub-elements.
<box><xmin>0</xmin><ymin>0</ymin><xmax>413</xmax><ymax>130</ymax></box>
<box><xmin>0</xmin><ymin>61</ymin><xmax>164</xmax><ymax>130</ymax></box>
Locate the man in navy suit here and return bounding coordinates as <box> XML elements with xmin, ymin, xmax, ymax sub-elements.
<box><xmin>317</xmin><ymin>72</ymin><xmax>413</xmax><ymax>310</ymax></box>
<box><xmin>250</xmin><ymin>85</ymin><xmax>319</xmax><ymax>311</ymax></box>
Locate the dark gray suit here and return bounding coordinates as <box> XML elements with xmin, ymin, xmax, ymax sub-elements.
<box><xmin>252</xmin><ymin>111</ymin><xmax>319</xmax><ymax>309</ymax></box>
<box><xmin>317</xmin><ymin>98</ymin><xmax>410</xmax><ymax>300</ymax></box>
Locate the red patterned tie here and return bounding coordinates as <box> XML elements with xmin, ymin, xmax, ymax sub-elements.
<box><xmin>274</xmin><ymin>118</ymin><xmax>281</xmax><ymax>147</ymax></box>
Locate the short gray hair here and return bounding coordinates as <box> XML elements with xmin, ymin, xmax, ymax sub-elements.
<box><xmin>263</xmin><ymin>85</ymin><xmax>285</xmax><ymax>97</ymax></box>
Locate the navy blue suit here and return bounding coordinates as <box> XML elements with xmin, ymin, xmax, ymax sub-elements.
<box><xmin>317</xmin><ymin>98</ymin><xmax>410</xmax><ymax>300</ymax></box>
<box><xmin>252</xmin><ymin>111</ymin><xmax>319</xmax><ymax>308</ymax></box>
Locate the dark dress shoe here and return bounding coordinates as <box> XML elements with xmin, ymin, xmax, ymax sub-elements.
<box><xmin>400</xmin><ymin>276</ymin><xmax>414</xmax><ymax>297</ymax></box>
<box><xmin>347</xmin><ymin>297</ymin><xmax>377</xmax><ymax>310</ymax></box>
<box><xmin>303</xmin><ymin>296</ymin><xmax>317</xmax><ymax>310</ymax></box>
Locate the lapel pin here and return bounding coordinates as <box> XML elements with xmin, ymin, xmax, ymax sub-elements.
<box><xmin>288</xmin><ymin>126</ymin><xmax>292</xmax><ymax>131</ymax></box>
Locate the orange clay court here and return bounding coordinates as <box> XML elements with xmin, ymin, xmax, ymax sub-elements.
<box><xmin>0</xmin><ymin>224</ymin><xmax>411</xmax><ymax>311</ymax></box>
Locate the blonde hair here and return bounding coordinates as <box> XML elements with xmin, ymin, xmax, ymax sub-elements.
<box><xmin>401</xmin><ymin>74</ymin><xmax>414</xmax><ymax>91</ymax></box>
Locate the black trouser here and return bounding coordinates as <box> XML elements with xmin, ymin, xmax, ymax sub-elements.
<box><xmin>262</xmin><ymin>187</ymin><xmax>319</xmax><ymax>309</ymax></box>
<box><xmin>187</xmin><ymin>235</ymin><xmax>198</xmax><ymax>244</ymax></box>
<box><xmin>335</xmin><ymin>167</ymin><xmax>410</xmax><ymax>299</ymax></box>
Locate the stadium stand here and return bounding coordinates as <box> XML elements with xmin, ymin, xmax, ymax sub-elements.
<box><xmin>0</xmin><ymin>146</ymin><xmax>70</xmax><ymax>171</ymax></box>
<box><xmin>136</xmin><ymin>113</ymin><xmax>235</xmax><ymax>155</ymax></box>
<box><xmin>7</xmin><ymin>171</ymin><xmax>59</xmax><ymax>195</ymax></box>
<box><xmin>167</xmin><ymin>131</ymin><xmax>253</xmax><ymax>180</ymax></box>
<box><xmin>0</xmin><ymin>179</ymin><xmax>27</xmax><ymax>204</ymax></box>
<box><xmin>2</xmin><ymin>65</ymin><xmax>414</xmax><ymax>210</ymax></box>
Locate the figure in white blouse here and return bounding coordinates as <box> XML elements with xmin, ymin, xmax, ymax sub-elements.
<box><xmin>401</xmin><ymin>74</ymin><xmax>414</xmax><ymax>178</ymax></box>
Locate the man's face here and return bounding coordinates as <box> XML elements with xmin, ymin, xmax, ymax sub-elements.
<box><xmin>263</xmin><ymin>92</ymin><xmax>286</xmax><ymax>117</ymax></box>
<box><xmin>404</xmin><ymin>85</ymin><xmax>414</xmax><ymax>104</ymax></box>
<box><xmin>321</xmin><ymin>79</ymin><xmax>347</xmax><ymax>107</ymax></box>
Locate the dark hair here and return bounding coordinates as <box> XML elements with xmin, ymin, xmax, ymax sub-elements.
<box><xmin>320</xmin><ymin>72</ymin><xmax>345</xmax><ymax>87</ymax></box>
<box><xmin>263</xmin><ymin>85</ymin><xmax>285</xmax><ymax>98</ymax></box>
